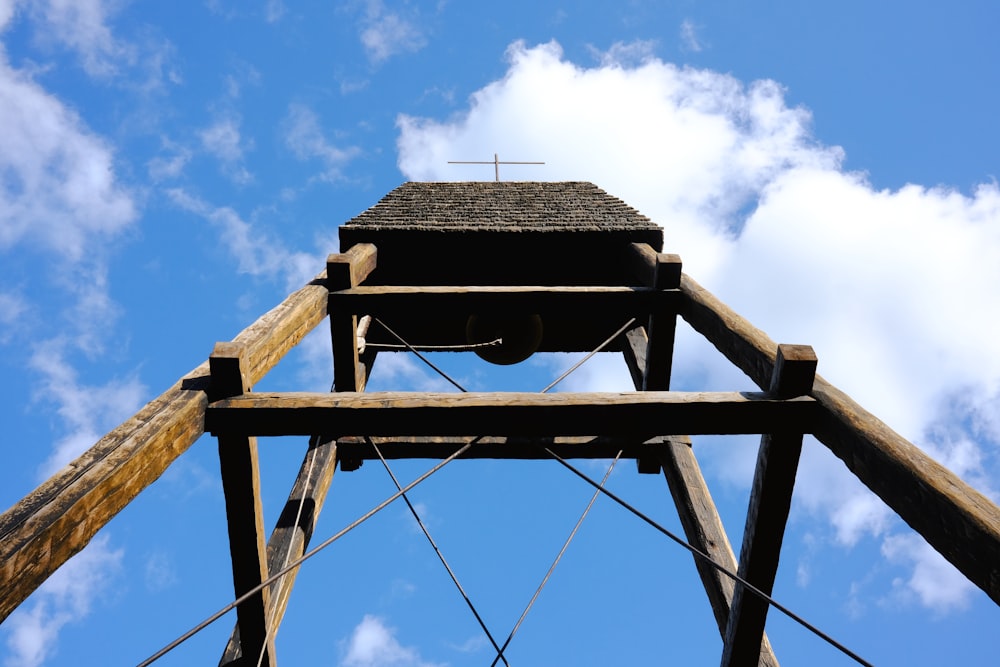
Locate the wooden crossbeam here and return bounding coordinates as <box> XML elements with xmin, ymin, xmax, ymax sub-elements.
<box><xmin>210</xmin><ymin>343</ymin><xmax>274</xmax><ymax>667</ymax></box>
<box><xmin>628</xmin><ymin>244</ymin><xmax>682</xmax><ymax>395</ymax></box>
<box><xmin>0</xmin><ymin>267</ymin><xmax>334</xmax><ymax>622</ymax></box>
<box><xmin>623</xmin><ymin>324</ymin><xmax>780</xmax><ymax>666</ymax></box>
<box><xmin>328</xmin><ymin>285</ymin><xmax>678</xmax><ymax>323</ymax></box>
<box><xmin>722</xmin><ymin>345</ymin><xmax>816</xmax><ymax>667</ymax></box>
<box><xmin>678</xmin><ymin>272</ymin><xmax>1000</xmax><ymax>606</ymax></box>
<box><xmin>334</xmin><ymin>435</ymin><xmax>668</xmax><ymax>463</ymax></box>
<box><xmin>206</xmin><ymin>391</ymin><xmax>819</xmax><ymax>438</ymax></box>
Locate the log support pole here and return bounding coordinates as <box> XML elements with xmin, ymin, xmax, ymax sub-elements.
<box><xmin>211</xmin><ymin>343</ymin><xmax>274</xmax><ymax>667</ymax></box>
<box><xmin>329</xmin><ymin>244</ymin><xmax>378</xmax><ymax>392</ymax></box>
<box><xmin>722</xmin><ymin>345</ymin><xmax>816</xmax><ymax>667</ymax></box>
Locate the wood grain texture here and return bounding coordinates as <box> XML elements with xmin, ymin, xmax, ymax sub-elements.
<box><xmin>679</xmin><ymin>272</ymin><xmax>1000</xmax><ymax>605</ymax></box>
<box><xmin>206</xmin><ymin>391</ymin><xmax>820</xmax><ymax>438</ymax></box>
<box><xmin>0</xmin><ymin>270</ymin><xmax>332</xmax><ymax>622</ymax></box>
<box><xmin>722</xmin><ymin>346</ymin><xmax>815</xmax><ymax>667</ymax></box>
<box><xmin>623</xmin><ymin>326</ymin><xmax>779</xmax><ymax>666</ymax></box>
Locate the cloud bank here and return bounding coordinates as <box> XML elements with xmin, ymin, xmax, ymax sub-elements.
<box><xmin>395</xmin><ymin>39</ymin><xmax>1000</xmax><ymax>613</ymax></box>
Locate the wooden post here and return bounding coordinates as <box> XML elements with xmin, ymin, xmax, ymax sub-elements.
<box><xmin>0</xmin><ymin>269</ymin><xmax>334</xmax><ymax>622</ymax></box>
<box><xmin>624</xmin><ymin>326</ymin><xmax>780</xmax><ymax>666</ymax></box>
<box><xmin>329</xmin><ymin>244</ymin><xmax>378</xmax><ymax>392</ymax></box>
<box><xmin>211</xmin><ymin>343</ymin><xmax>274</xmax><ymax>667</ymax></box>
<box><xmin>678</xmin><ymin>272</ymin><xmax>1000</xmax><ymax>605</ymax></box>
<box><xmin>220</xmin><ymin>435</ymin><xmax>339</xmax><ymax>665</ymax></box>
<box><xmin>722</xmin><ymin>345</ymin><xmax>816</xmax><ymax>667</ymax></box>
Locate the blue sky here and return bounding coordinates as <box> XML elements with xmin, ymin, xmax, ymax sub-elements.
<box><xmin>2</xmin><ymin>1</ymin><xmax>999</xmax><ymax>665</ymax></box>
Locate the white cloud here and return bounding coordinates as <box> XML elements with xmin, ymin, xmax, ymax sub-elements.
<box><xmin>339</xmin><ymin>615</ymin><xmax>444</xmax><ymax>667</ymax></box>
<box><xmin>282</xmin><ymin>103</ymin><xmax>360</xmax><ymax>182</ymax></box>
<box><xmin>0</xmin><ymin>290</ymin><xmax>28</xmax><ymax>343</ymax></box>
<box><xmin>29</xmin><ymin>339</ymin><xmax>147</xmax><ymax>478</ymax></box>
<box><xmin>28</xmin><ymin>0</ymin><xmax>134</xmax><ymax>77</ymax></box>
<box><xmin>265</xmin><ymin>0</ymin><xmax>285</xmax><ymax>23</ymax></box>
<box><xmin>394</xmin><ymin>39</ymin><xmax>1000</xmax><ymax>614</ymax></box>
<box><xmin>881</xmin><ymin>532</ymin><xmax>974</xmax><ymax>613</ymax></box>
<box><xmin>199</xmin><ymin>114</ymin><xmax>254</xmax><ymax>184</ymax></box>
<box><xmin>2</xmin><ymin>535</ymin><xmax>123</xmax><ymax>667</ymax></box>
<box><xmin>358</xmin><ymin>1</ymin><xmax>426</xmax><ymax>63</ymax></box>
<box><xmin>0</xmin><ymin>50</ymin><xmax>136</xmax><ymax>260</ymax></box>
<box><xmin>166</xmin><ymin>188</ymin><xmax>319</xmax><ymax>290</ymax></box>
<box><xmin>680</xmin><ymin>19</ymin><xmax>704</xmax><ymax>53</ymax></box>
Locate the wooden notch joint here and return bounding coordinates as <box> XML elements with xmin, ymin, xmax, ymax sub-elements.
<box><xmin>628</xmin><ymin>243</ymin><xmax>683</xmax><ymax>289</ymax></box>
<box><xmin>769</xmin><ymin>344</ymin><xmax>817</xmax><ymax>399</ymax></box>
<box><xmin>327</xmin><ymin>243</ymin><xmax>378</xmax><ymax>290</ymax></box>
<box><xmin>209</xmin><ymin>342</ymin><xmax>250</xmax><ymax>402</ymax></box>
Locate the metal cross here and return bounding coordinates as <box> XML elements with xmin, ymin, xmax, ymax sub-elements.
<box><xmin>448</xmin><ymin>153</ymin><xmax>544</xmax><ymax>181</ymax></box>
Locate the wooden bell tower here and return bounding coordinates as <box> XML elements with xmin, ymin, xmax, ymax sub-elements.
<box><xmin>2</xmin><ymin>181</ymin><xmax>999</xmax><ymax>665</ymax></box>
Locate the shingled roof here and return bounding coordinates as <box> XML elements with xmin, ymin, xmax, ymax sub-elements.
<box><xmin>338</xmin><ymin>181</ymin><xmax>664</xmax><ymax>285</ymax></box>
<box><xmin>341</xmin><ymin>181</ymin><xmax>661</xmax><ymax>235</ymax></box>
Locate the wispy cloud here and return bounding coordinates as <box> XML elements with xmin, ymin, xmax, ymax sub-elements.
<box><xmin>199</xmin><ymin>114</ymin><xmax>254</xmax><ymax>184</ymax></box>
<box><xmin>395</xmin><ymin>39</ymin><xmax>1000</xmax><ymax>614</ymax></box>
<box><xmin>282</xmin><ymin>103</ymin><xmax>360</xmax><ymax>182</ymax></box>
<box><xmin>339</xmin><ymin>615</ymin><xmax>444</xmax><ymax>667</ymax></box>
<box><xmin>680</xmin><ymin>19</ymin><xmax>704</xmax><ymax>53</ymax></box>
<box><xmin>166</xmin><ymin>188</ymin><xmax>318</xmax><ymax>290</ymax></box>
<box><xmin>358</xmin><ymin>1</ymin><xmax>427</xmax><ymax>64</ymax></box>
<box><xmin>1</xmin><ymin>536</ymin><xmax>123</xmax><ymax>667</ymax></box>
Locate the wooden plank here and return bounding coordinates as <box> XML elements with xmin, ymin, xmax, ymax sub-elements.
<box><xmin>206</xmin><ymin>391</ymin><xmax>820</xmax><ymax>438</ymax></box>
<box><xmin>623</xmin><ymin>326</ymin><xmax>780</xmax><ymax>666</ymax></box>
<box><xmin>328</xmin><ymin>285</ymin><xmax>678</xmax><ymax>325</ymax></box>
<box><xmin>221</xmin><ymin>436</ymin><xmax>339</xmax><ymax>664</ymax></box>
<box><xmin>334</xmin><ymin>435</ymin><xmax>666</xmax><ymax>462</ymax></box>
<box><xmin>329</xmin><ymin>245</ymin><xmax>378</xmax><ymax>392</ymax></box>
<box><xmin>722</xmin><ymin>345</ymin><xmax>816</xmax><ymax>667</ymax></box>
<box><xmin>678</xmin><ymin>272</ymin><xmax>1000</xmax><ymax>605</ymax></box>
<box><xmin>0</xmin><ymin>269</ymin><xmax>332</xmax><ymax>622</ymax></box>
<box><xmin>211</xmin><ymin>344</ymin><xmax>273</xmax><ymax>667</ymax></box>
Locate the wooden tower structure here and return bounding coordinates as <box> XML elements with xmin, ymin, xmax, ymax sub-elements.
<box><xmin>1</xmin><ymin>181</ymin><xmax>999</xmax><ymax>664</ymax></box>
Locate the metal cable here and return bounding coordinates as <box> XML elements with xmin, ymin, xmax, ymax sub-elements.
<box><xmin>489</xmin><ymin>451</ymin><xmax>622</xmax><ymax>667</ymax></box>
<box><xmin>539</xmin><ymin>318</ymin><xmax>636</xmax><ymax>393</ymax></box>
<box><xmin>136</xmin><ymin>441</ymin><xmax>475</xmax><ymax>667</ymax></box>
<box><xmin>543</xmin><ymin>447</ymin><xmax>873</xmax><ymax>667</ymax></box>
<box><xmin>374</xmin><ymin>317</ymin><xmax>468</xmax><ymax>392</ymax></box>
<box><xmin>368</xmin><ymin>436</ymin><xmax>510</xmax><ymax>667</ymax></box>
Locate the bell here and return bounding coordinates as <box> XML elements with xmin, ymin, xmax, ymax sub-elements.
<box><xmin>466</xmin><ymin>313</ymin><xmax>543</xmax><ymax>365</ymax></box>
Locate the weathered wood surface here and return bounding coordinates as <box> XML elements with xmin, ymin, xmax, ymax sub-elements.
<box><xmin>330</xmin><ymin>245</ymin><xmax>378</xmax><ymax>392</ymax></box>
<box><xmin>623</xmin><ymin>326</ymin><xmax>779</xmax><ymax>666</ymax></box>
<box><xmin>221</xmin><ymin>436</ymin><xmax>339</xmax><ymax>665</ymax></box>
<box><xmin>0</xmin><ymin>268</ymin><xmax>335</xmax><ymax>622</ymax></box>
<box><xmin>206</xmin><ymin>391</ymin><xmax>820</xmax><ymax>438</ymax></box>
<box><xmin>328</xmin><ymin>285</ymin><xmax>679</xmax><ymax>323</ymax></box>
<box><xmin>722</xmin><ymin>345</ymin><xmax>816</xmax><ymax>667</ymax></box>
<box><xmin>627</xmin><ymin>243</ymin><xmax>682</xmax><ymax>290</ymax></box>
<box><xmin>679</xmin><ymin>273</ymin><xmax>1000</xmax><ymax>605</ymax></box>
<box><xmin>211</xmin><ymin>344</ymin><xmax>274</xmax><ymax>667</ymax></box>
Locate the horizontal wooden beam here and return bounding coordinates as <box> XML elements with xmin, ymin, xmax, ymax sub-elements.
<box><xmin>0</xmin><ymin>270</ymin><xmax>333</xmax><ymax>622</ymax></box>
<box><xmin>329</xmin><ymin>285</ymin><xmax>678</xmax><ymax>324</ymax></box>
<box><xmin>206</xmin><ymin>391</ymin><xmax>819</xmax><ymax>438</ymax></box>
<box><xmin>335</xmin><ymin>435</ymin><xmax>668</xmax><ymax>465</ymax></box>
<box><xmin>678</xmin><ymin>272</ymin><xmax>1000</xmax><ymax>605</ymax></box>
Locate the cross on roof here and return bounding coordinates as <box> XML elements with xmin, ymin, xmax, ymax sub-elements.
<box><xmin>448</xmin><ymin>153</ymin><xmax>545</xmax><ymax>181</ymax></box>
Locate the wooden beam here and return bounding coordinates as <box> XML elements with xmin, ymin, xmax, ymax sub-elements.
<box><xmin>328</xmin><ymin>285</ymin><xmax>678</xmax><ymax>325</ymax></box>
<box><xmin>0</xmin><ymin>269</ymin><xmax>332</xmax><ymax>622</ymax></box>
<box><xmin>623</xmin><ymin>326</ymin><xmax>780</xmax><ymax>666</ymax></box>
<box><xmin>206</xmin><ymin>391</ymin><xmax>820</xmax><ymax>438</ymax></box>
<box><xmin>221</xmin><ymin>435</ymin><xmax>339</xmax><ymax>664</ymax></box>
<box><xmin>329</xmin><ymin>244</ymin><xmax>378</xmax><ymax>392</ymax></box>
<box><xmin>678</xmin><ymin>272</ymin><xmax>1000</xmax><ymax>605</ymax></box>
<box><xmin>627</xmin><ymin>243</ymin><xmax>682</xmax><ymax>290</ymax></box>
<box><xmin>635</xmin><ymin>249</ymin><xmax>682</xmax><ymax>391</ymax></box>
<box><xmin>211</xmin><ymin>344</ymin><xmax>274</xmax><ymax>667</ymax></box>
<box><xmin>722</xmin><ymin>345</ymin><xmax>816</xmax><ymax>667</ymax></box>
<box><xmin>334</xmin><ymin>435</ymin><xmax>668</xmax><ymax>462</ymax></box>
